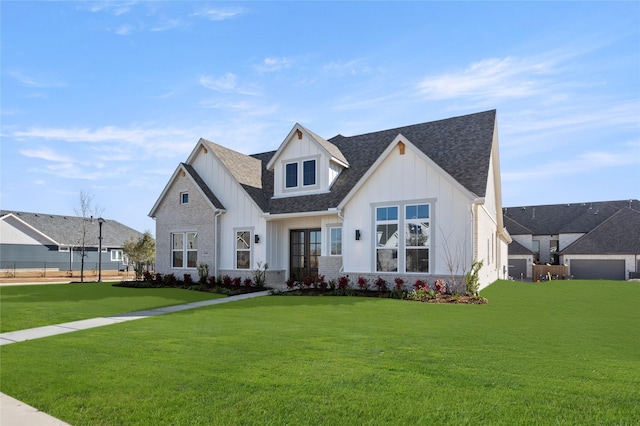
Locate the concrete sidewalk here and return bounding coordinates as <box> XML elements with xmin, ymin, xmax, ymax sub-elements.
<box><xmin>0</xmin><ymin>289</ymin><xmax>272</xmax><ymax>425</ymax></box>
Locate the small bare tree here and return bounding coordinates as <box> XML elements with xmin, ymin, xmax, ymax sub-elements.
<box><xmin>74</xmin><ymin>191</ymin><xmax>103</xmax><ymax>283</ymax></box>
<box><xmin>438</xmin><ymin>225</ymin><xmax>471</xmax><ymax>294</ymax></box>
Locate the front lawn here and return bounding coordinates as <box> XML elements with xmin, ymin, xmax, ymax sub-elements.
<box><xmin>0</xmin><ymin>282</ymin><xmax>225</xmax><ymax>332</ymax></box>
<box><xmin>1</xmin><ymin>280</ymin><xmax>639</xmax><ymax>424</ymax></box>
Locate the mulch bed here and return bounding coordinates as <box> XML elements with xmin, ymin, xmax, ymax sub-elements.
<box><xmin>279</xmin><ymin>288</ymin><xmax>488</xmax><ymax>304</ymax></box>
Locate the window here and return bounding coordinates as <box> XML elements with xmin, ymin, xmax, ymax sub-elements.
<box><xmin>330</xmin><ymin>227</ymin><xmax>342</xmax><ymax>256</ymax></box>
<box><xmin>58</xmin><ymin>246</ymin><xmax>70</xmax><ymax>253</ymax></box>
<box><xmin>111</xmin><ymin>250</ymin><xmax>123</xmax><ymax>262</ymax></box>
<box><xmin>172</xmin><ymin>232</ymin><xmax>198</xmax><ymax>268</ymax></box>
<box><xmin>376</xmin><ymin>206</ymin><xmax>399</xmax><ymax>272</ymax></box>
<box><xmin>375</xmin><ymin>203</ymin><xmax>430</xmax><ymax>273</ymax></box>
<box><xmin>285</xmin><ymin>163</ymin><xmax>298</xmax><ymax>188</ymax></box>
<box><xmin>303</xmin><ymin>159</ymin><xmax>316</xmax><ymax>186</ymax></box>
<box><xmin>532</xmin><ymin>240</ymin><xmax>540</xmax><ymax>264</ymax></box>
<box><xmin>405</xmin><ymin>204</ymin><xmax>429</xmax><ymax>273</ymax></box>
<box><xmin>180</xmin><ymin>192</ymin><xmax>189</xmax><ymax>204</ymax></box>
<box><xmin>236</xmin><ymin>230</ymin><xmax>251</xmax><ymax>269</ymax></box>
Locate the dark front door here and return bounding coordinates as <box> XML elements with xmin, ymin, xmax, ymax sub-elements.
<box><xmin>290</xmin><ymin>229</ymin><xmax>321</xmax><ymax>281</ymax></box>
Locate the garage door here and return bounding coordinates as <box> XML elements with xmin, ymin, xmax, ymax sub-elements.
<box><xmin>570</xmin><ymin>259</ymin><xmax>625</xmax><ymax>280</ymax></box>
<box><xmin>509</xmin><ymin>259</ymin><xmax>527</xmax><ymax>280</ymax></box>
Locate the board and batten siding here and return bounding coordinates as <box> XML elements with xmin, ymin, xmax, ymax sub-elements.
<box><xmin>190</xmin><ymin>149</ymin><xmax>266</xmax><ymax>271</ymax></box>
<box><xmin>272</xmin><ymin>132</ymin><xmax>335</xmax><ymax>198</ymax></box>
<box><xmin>340</xmin><ymin>142</ymin><xmax>473</xmax><ymax>278</ymax></box>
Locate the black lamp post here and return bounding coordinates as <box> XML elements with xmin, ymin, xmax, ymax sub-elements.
<box><xmin>98</xmin><ymin>218</ymin><xmax>105</xmax><ymax>282</ymax></box>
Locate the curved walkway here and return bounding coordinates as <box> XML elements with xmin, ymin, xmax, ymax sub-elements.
<box><xmin>0</xmin><ymin>290</ymin><xmax>271</xmax><ymax>425</ymax></box>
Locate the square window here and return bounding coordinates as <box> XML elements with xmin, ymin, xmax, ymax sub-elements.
<box><xmin>303</xmin><ymin>160</ymin><xmax>316</xmax><ymax>186</ymax></box>
<box><xmin>285</xmin><ymin>163</ymin><xmax>298</xmax><ymax>188</ymax></box>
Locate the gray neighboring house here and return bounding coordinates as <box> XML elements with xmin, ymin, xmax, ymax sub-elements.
<box><xmin>0</xmin><ymin>210</ymin><xmax>144</xmax><ymax>273</ymax></box>
<box><xmin>504</xmin><ymin>200</ymin><xmax>640</xmax><ymax>280</ymax></box>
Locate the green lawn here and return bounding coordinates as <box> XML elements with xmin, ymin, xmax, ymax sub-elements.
<box><xmin>1</xmin><ymin>280</ymin><xmax>639</xmax><ymax>425</ymax></box>
<box><xmin>0</xmin><ymin>282</ymin><xmax>224</xmax><ymax>332</ymax></box>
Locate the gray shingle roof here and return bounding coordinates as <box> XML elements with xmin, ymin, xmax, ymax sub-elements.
<box><xmin>182</xmin><ymin>163</ymin><xmax>226</xmax><ymax>210</ymax></box>
<box><xmin>504</xmin><ymin>200</ymin><xmax>639</xmax><ymax>235</ymax></box>
<box><xmin>300</xmin><ymin>124</ymin><xmax>349</xmax><ymax>166</ymax></box>
<box><xmin>241</xmin><ymin>110</ymin><xmax>496</xmax><ymax>215</ymax></box>
<box><xmin>561</xmin><ymin>208</ymin><xmax>640</xmax><ymax>254</ymax></box>
<box><xmin>1</xmin><ymin>210</ymin><xmax>144</xmax><ymax>248</ymax></box>
<box><xmin>508</xmin><ymin>239</ymin><xmax>534</xmax><ymax>255</ymax></box>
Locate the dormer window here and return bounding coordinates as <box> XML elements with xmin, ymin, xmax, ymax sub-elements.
<box><xmin>284</xmin><ymin>158</ymin><xmax>317</xmax><ymax>190</ymax></box>
<box><xmin>303</xmin><ymin>160</ymin><xmax>316</xmax><ymax>186</ymax></box>
<box><xmin>285</xmin><ymin>163</ymin><xmax>298</xmax><ymax>188</ymax></box>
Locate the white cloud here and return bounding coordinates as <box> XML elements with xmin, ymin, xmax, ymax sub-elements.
<box><xmin>113</xmin><ymin>24</ymin><xmax>134</xmax><ymax>35</ymax></box>
<box><xmin>150</xmin><ymin>19</ymin><xmax>182</xmax><ymax>32</ymax></box>
<box><xmin>199</xmin><ymin>73</ymin><xmax>238</xmax><ymax>92</ymax></box>
<box><xmin>255</xmin><ymin>57</ymin><xmax>293</xmax><ymax>73</ymax></box>
<box><xmin>417</xmin><ymin>56</ymin><xmax>555</xmax><ymax>101</ymax></box>
<box><xmin>82</xmin><ymin>1</ymin><xmax>138</xmax><ymax>16</ymax></box>
<box><xmin>8</xmin><ymin>71</ymin><xmax>66</xmax><ymax>88</ymax></box>
<box><xmin>192</xmin><ymin>8</ymin><xmax>246</xmax><ymax>21</ymax></box>
<box><xmin>19</xmin><ymin>146</ymin><xmax>78</xmax><ymax>164</ymax></box>
<box><xmin>323</xmin><ymin>59</ymin><xmax>374</xmax><ymax>76</ymax></box>
<box><xmin>503</xmin><ymin>150</ymin><xmax>639</xmax><ymax>182</ymax></box>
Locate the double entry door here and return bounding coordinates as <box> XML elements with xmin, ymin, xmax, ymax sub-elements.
<box><xmin>290</xmin><ymin>229</ymin><xmax>321</xmax><ymax>281</ymax></box>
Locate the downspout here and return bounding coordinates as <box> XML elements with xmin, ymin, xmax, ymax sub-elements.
<box><xmin>337</xmin><ymin>208</ymin><xmax>345</xmax><ymax>273</ymax></box>
<box><xmin>213</xmin><ymin>210</ymin><xmax>223</xmax><ymax>279</ymax></box>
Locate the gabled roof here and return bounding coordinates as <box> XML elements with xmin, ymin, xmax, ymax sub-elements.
<box><xmin>149</xmin><ymin>163</ymin><xmax>225</xmax><ymax>218</ymax></box>
<box><xmin>0</xmin><ymin>210</ymin><xmax>143</xmax><ymax>247</ymax></box>
<box><xmin>508</xmin><ymin>239</ymin><xmax>534</xmax><ymax>255</ymax></box>
<box><xmin>504</xmin><ymin>215</ymin><xmax>532</xmax><ymax>235</ymax></box>
<box><xmin>266</xmin><ymin>124</ymin><xmax>349</xmax><ymax>170</ymax></box>
<box><xmin>503</xmin><ymin>200</ymin><xmax>639</xmax><ymax>235</ymax></box>
<box><xmin>202</xmin><ymin>139</ymin><xmax>263</xmax><ymax>188</ymax></box>
<box><xmin>259</xmin><ymin>110</ymin><xmax>496</xmax><ymax>214</ymax></box>
<box><xmin>561</xmin><ymin>208</ymin><xmax>640</xmax><ymax>254</ymax></box>
<box><xmin>182</xmin><ymin>164</ymin><xmax>226</xmax><ymax>210</ymax></box>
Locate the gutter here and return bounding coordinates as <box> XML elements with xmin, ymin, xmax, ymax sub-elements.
<box><xmin>214</xmin><ymin>210</ymin><xmax>224</xmax><ymax>278</ymax></box>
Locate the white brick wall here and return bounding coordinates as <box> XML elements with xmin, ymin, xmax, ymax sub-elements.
<box><xmin>154</xmin><ymin>170</ymin><xmax>217</xmax><ymax>277</ymax></box>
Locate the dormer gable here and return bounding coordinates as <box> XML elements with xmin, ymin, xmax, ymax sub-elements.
<box><xmin>267</xmin><ymin>124</ymin><xmax>349</xmax><ymax>198</ymax></box>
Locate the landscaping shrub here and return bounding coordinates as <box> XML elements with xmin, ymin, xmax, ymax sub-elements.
<box><xmin>413</xmin><ymin>279</ymin><xmax>428</xmax><ymax>290</ymax></box>
<box><xmin>374</xmin><ymin>276</ymin><xmax>388</xmax><ymax>292</ymax></box>
<box><xmin>286</xmin><ymin>278</ymin><xmax>296</xmax><ymax>289</ymax></box>
<box><xmin>142</xmin><ymin>270</ymin><xmax>154</xmax><ymax>282</ymax></box>
<box><xmin>394</xmin><ymin>277</ymin><xmax>404</xmax><ymax>291</ymax></box>
<box><xmin>232</xmin><ymin>277</ymin><xmax>241</xmax><ymax>286</ymax></box>
<box><xmin>155</xmin><ymin>273</ymin><xmax>164</xmax><ymax>285</ymax></box>
<box><xmin>465</xmin><ymin>260</ymin><xmax>483</xmax><ymax>296</ymax></box>
<box><xmin>183</xmin><ymin>274</ymin><xmax>194</xmax><ymax>286</ymax></box>
<box><xmin>434</xmin><ymin>279</ymin><xmax>447</xmax><ymax>294</ymax></box>
<box><xmin>165</xmin><ymin>273</ymin><xmax>177</xmax><ymax>287</ymax></box>
<box><xmin>337</xmin><ymin>276</ymin><xmax>350</xmax><ymax>290</ymax></box>
<box><xmin>357</xmin><ymin>276</ymin><xmax>370</xmax><ymax>290</ymax></box>
<box><xmin>243</xmin><ymin>278</ymin><xmax>253</xmax><ymax>287</ymax></box>
<box><xmin>222</xmin><ymin>275</ymin><xmax>232</xmax><ymax>286</ymax></box>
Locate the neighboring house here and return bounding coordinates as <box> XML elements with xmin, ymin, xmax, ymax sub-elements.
<box><xmin>0</xmin><ymin>210</ymin><xmax>144</xmax><ymax>273</ymax></box>
<box><xmin>149</xmin><ymin>110</ymin><xmax>511</xmax><ymax>291</ymax></box>
<box><xmin>504</xmin><ymin>200</ymin><xmax>640</xmax><ymax>280</ymax></box>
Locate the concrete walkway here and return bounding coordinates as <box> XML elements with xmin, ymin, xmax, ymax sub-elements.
<box><xmin>0</xmin><ymin>289</ymin><xmax>271</xmax><ymax>425</ymax></box>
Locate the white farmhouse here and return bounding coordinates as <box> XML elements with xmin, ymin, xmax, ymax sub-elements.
<box><xmin>149</xmin><ymin>110</ymin><xmax>511</xmax><ymax>291</ymax></box>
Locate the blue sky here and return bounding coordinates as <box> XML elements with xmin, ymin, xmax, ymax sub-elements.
<box><xmin>2</xmin><ymin>1</ymin><xmax>639</xmax><ymax>235</ymax></box>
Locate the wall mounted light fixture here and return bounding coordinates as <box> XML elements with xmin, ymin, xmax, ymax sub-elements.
<box><xmin>355</xmin><ymin>230</ymin><xmax>361</xmax><ymax>241</ymax></box>
<box><xmin>254</xmin><ymin>234</ymin><xmax>260</xmax><ymax>244</ymax></box>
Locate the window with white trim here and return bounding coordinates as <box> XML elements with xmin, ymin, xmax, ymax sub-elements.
<box><xmin>376</xmin><ymin>206</ymin><xmax>399</xmax><ymax>272</ymax></box>
<box><xmin>236</xmin><ymin>230</ymin><xmax>251</xmax><ymax>269</ymax></box>
<box><xmin>303</xmin><ymin>159</ymin><xmax>316</xmax><ymax>186</ymax></box>
<box><xmin>172</xmin><ymin>232</ymin><xmax>197</xmax><ymax>268</ymax></box>
<box><xmin>111</xmin><ymin>250</ymin><xmax>123</xmax><ymax>262</ymax></box>
<box><xmin>330</xmin><ymin>227</ymin><xmax>342</xmax><ymax>256</ymax></box>
<box><xmin>375</xmin><ymin>203</ymin><xmax>430</xmax><ymax>273</ymax></box>
<box><xmin>404</xmin><ymin>204</ymin><xmax>430</xmax><ymax>273</ymax></box>
<box><xmin>285</xmin><ymin>163</ymin><xmax>298</xmax><ymax>188</ymax></box>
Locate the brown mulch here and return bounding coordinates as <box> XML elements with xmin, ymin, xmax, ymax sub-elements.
<box><xmin>280</xmin><ymin>288</ymin><xmax>488</xmax><ymax>304</ymax></box>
